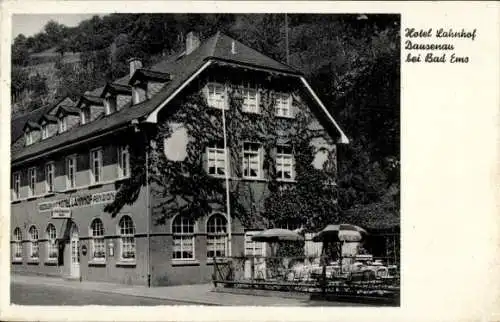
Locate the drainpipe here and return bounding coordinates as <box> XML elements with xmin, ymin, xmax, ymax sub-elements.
<box><xmin>135</xmin><ymin>119</ymin><xmax>151</xmax><ymax>287</ymax></box>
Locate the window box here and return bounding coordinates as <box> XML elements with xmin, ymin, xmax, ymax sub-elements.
<box><xmin>172</xmin><ymin>259</ymin><xmax>200</xmax><ymax>267</ymax></box>
<box><xmin>12</xmin><ymin>259</ymin><xmax>23</xmax><ymax>265</ymax></box>
<box><xmin>116</xmin><ymin>261</ymin><xmax>136</xmax><ymax>267</ymax></box>
<box><xmin>44</xmin><ymin>260</ymin><xmax>58</xmax><ymax>266</ymax></box>
<box><xmin>89</xmin><ymin>260</ymin><xmax>106</xmax><ymax>267</ymax></box>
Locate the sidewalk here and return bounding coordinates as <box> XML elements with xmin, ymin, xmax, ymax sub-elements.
<box><xmin>11</xmin><ymin>274</ymin><xmax>353</xmax><ymax>306</ymax></box>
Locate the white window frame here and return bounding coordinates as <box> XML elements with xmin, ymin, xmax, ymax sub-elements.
<box><xmin>45</xmin><ymin>162</ymin><xmax>55</xmax><ymax>193</ymax></box>
<box><xmin>41</xmin><ymin>123</ymin><xmax>49</xmax><ymax>140</ymax></box>
<box><xmin>206</xmin><ymin>82</ymin><xmax>228</xmax><ymax>110</ymax></box>
<box><xmin>28</xmin><ymin>226</ymin><xmax>39</xmax><ymax>260</ymax></box>
<box><xmin>244</xmin><ymin>231</ymin><xmax>266</xmax><ymax>257</ymax></box>
<box><xmin>66</xmin><ymin>155</ymin><xmax>76</xmax><ymax>189</ymax></box>
<box><xmin>275</xmin><ymin>92</ymin><xmax>293</xmax><ymax>118</ymax></box>
<box><xmin>12</xmin><ymin>172</ymin><xmax>21</xmax><ymax>200</ymax></box>
<box><xmin>58</xmin><ymin>115</ymin><xmax>68</xmax><ymax>133</ymax></box>
<box><xmin>90</xmin><ymin>148</ymin><xmax>103</xmax><ymax>184</ymax></box>
<box><xmin>118</xmin><ymin>215</ymin><xmax>136</xmax><ymax>261</ymax></box>
<box><xmin>28</xmin><ymin>167</ymin><xmax>36</xmax><ymax>197</ymax></box>
<box><xmin>276</xmin><ymin>145</ymin><xmax>295</xmax><ymax>181</ymax></box>
<box><xmin>25</xmin><ymin>131</ymin><xmax>33</xmax><ymax>146</ymax></box>
<box><xmin>13</xmin><ymin>227</ymin><xmax>23</xmax><ymax>260</ymax></box>
<box><xmin>90</xmin><ymin>219</ymin><xmax>106</xmax><ymax>262</ymax></box>
<box><xmin>242</xmin><ymin>142</ymin><xmax>262</xmax><ymax>179</ymax></box>
<box><xmin>117</xmin><ymin>145</ymin><xmax>130</xmax><ymax>179</ymax></box>
<box><xmin>172</xmin><ymin>215</ymin><xmax>195</xmax><ymax>260</ymax></box>
<box><xmin>206</xmin><ymin>214</ymin><xmax>228</xmax><ymax>258</ymax></box>
<box><xmin>206</xmin><ymin>143</ymin><xmax>227</xmax><ymax>177</ymax></box>
<box><xmin>241</xmin><ymin>84</ymin><xmax>260</xmax><ymax>114</ymax></box>
<box><xmin>46</xmin><ymin>224</ymin><xmax>58</xmax><ymax>261</ymax></box>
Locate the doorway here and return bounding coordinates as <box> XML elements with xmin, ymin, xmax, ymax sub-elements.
<box><xmin>70</xmin><ymin>223</ymin><xmax>80</xmax><ymax>279</ymax></box>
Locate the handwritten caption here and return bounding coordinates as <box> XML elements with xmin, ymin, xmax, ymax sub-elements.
<box><xmin>405</xmin><ymin>28</ymin><xmax>477</xmax><ymax>64</ymax></box>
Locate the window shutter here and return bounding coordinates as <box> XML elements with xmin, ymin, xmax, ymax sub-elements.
<box><xmin>202</xmin><ymin>146</ymin><xmax>208</xmax><ymax>173</ymax></box>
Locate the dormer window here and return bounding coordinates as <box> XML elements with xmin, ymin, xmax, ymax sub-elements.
<box><xmin>23</xmin><ymin>121</ymin><xmax>41</xmax><ymax>146</ymax></box>
<box><xmin>25</xmin><ymin>131</ymin><xmax>33</xmax><ymax>146</ymax></box>
<box><xmin>80</xmin><ymin>108</ymin><xmax>91</xmax><ymax>125</ymax></box>
<box><xmin>59</xmin><ymin>116</ymin><xmax>68</xmax><ymax>133</ymax></box>
<box><xmin>41</xmin><ymin>124</ymin><xmax>49</xmax><ymax>139</ymax></box>
<box><xmin>100</xmin><ymin>83</ymin><xmax>132</xmax><ymax>114</ymax></box>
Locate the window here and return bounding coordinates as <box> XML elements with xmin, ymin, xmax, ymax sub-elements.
<box><xmin>58</xmin><ymin>116</ymin><xmax>68</xmax><ymax>133</ymax></box>
<box><xmin>28</xmin><ymin>226</ymin><xmax>39</xmax><ymax>260</ymax></box>
<box><xmin>25</xmin><ymin>131</ymin><xmax>33</xmax><ymax>146</ymax></box>
<box><xmin>45</xmin><ymin>162</ymin><xmax>54</xmax><ymax>193</ymax></box>
<box><xmin>13</xmin><ymin>228</ymin><xmax>22</xmax><ymax>260</ymax></box>
<box><xmin>244</xmin><ymin>231</ymin><xmax>266</xmax><ymax>257</ymax></box>
<box><xmin>46</xmin><ymin>224</ymin><xmax>58</xmax><ymax>260</ymax></box>
<box><xmin>276</xmin><ymin>145</ymin><xmax>294</xmax><ymax>181</ymax></box>
<box><xmin>241</xmin><ymin>86</ymin><xmax>259</xmax><ymax>113</ymax></box>
<box><xmin>172</xmin><ymin>215</ymin><xmax>195</xmax><ymax>260</ymax></box>
<box><xmin>90</xmin><ymin>219</ymin><xmax>105</xmax><ymax>261</ymax></box>
<box><xmin>118</xmin><ymin>145</ymin><xmax>130</xmax><ymax>178</ymax></box>
<box><xmin>66</xmin><ymin>155</ymin><xmax>76</xmax><ymax>189</ymax></box>
<box><xmin>12</xmin><ymin>172</ymin><xmax>20</xmax><ymax>200</ymax></box>
<box><xmin>28</xmin><ymin>167</ymin><xmax>36</xmax><ymax>197</ymax></box>
<box><xmin>242</xmin><ymin>142</ymin><xmax>262</xmax><ymax>178</ymax></box>
<box><xmin>206</xmin><ymin>83</ymin><xmax>227</xmax><ymax>109</ymax></box>
<box><xmin>41</xmin><ymin>124</ymin><xmax>49</xmax><ymax>139</ymax></box>
<box><xmin>90</xmin><ymin>148</ymin><xmax>102</xmax><ymax>184</ymax></box>
<box><xmin>80</xmin><ymin>109</ymin><xmax>90</xmax><ymax>125</ymax></box>
<box><xmin>275</xmin><ymin>93</ymin><xmax>292</xmax><ymax>117</ymax></box>
<box><xmin>119</xmin><ymin>216</ymin><xmax>135</xmax><ymax>260</ymax></box>
<box><xmin>207</xmin><ymin>214</ymin><xmax>227</xmax><ymax>258</ymax></box>
<box><xmin>207</xmin><ymin>143</ymin><xmax>226</xmax><ymax>176</ymax></box>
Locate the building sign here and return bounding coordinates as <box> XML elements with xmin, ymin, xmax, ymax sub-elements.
<box><xmin>38</xmin><ymin>191</ymin><xmax>116</xmax><ymax>213</ymax></box>
<box><xmin>52</xmin><ymin>207</ymin><xmax>71</xmax><ymax>219</ymax></box>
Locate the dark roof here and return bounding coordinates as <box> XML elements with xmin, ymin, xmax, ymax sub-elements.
<box><xmin>24</xmin><ymin>121</ymin><xmax>41</xmax><ymax>130</ymax></box>
<box><xmin>129</xmin><ymin>69</ymin><xmax>171</xmax><ymax>85</ymax></box>
<box><xmin>55</xmin><ymin>105</ymin><xmax>80</xmax><ymax>116</ymax></box>
<box><xmin>12</xmin><ymin>32</ymin><xmax>304</xmax><ymax>164</ymax></box>
<box><xmin>100</xmin><ymin>82</ymin><xmax>132</xmax><ymax>97</ymax></box>
<box><xmin>11</xmin><ymin>97</ymin><xmax>74</xmax><ymax>143</ymax></box>
<box><xmin>78</xmin><ymin>95</ymin><xmax>104</xmax><ymax>107</ymax></box>
<box><xmin>40</xmin><ymin>114</ymin><xmax>58</xmax><ymax>123</ymax></box>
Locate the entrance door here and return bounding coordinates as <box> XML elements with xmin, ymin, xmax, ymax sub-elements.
<box><xmin>70</xmin><ymin>223</ymin><xmax>80</xmax><ymax>279</ymax></box>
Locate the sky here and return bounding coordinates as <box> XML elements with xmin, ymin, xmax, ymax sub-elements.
<box><xmin>12</xmin><ymin>14</ymin><xmax>97</xmax><ymax>38</ymax></box>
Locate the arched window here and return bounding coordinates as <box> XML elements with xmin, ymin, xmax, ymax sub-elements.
<box><xmin>28</xmin><ymin>226</ymin><xmax>39</xmax><ymax>260</ymax></box>
<box><xmin>207</xmin><ymin>214</ymin><xmax>227</xmax><ymax>258</ymax></box>
<box><xmin>90</xmin><ymin>219</ymin><xmax>105</xmax><ymax>261</ymax></box>
<box><xmin>118</xmin><ymin>216</ymin><xmax>135</xmax><ymax>260</ymax></box>
<box><xmin>46</xmin><ymin>224</ymin><xmax>58</xmax><ymax>260</ymax></box>
<box><xmin>13</xmin><ymin>227</ymin><xmax>22</xmax><ymax>260</ymax></box>
<box><xmin>172</xmin><ymin>215</ymin><xmax>195</xmax><ymax>260</ymax></box>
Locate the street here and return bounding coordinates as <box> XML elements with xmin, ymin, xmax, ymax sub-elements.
<box><xmin>11</xmin><ymin>283</ymin><xmax>199</xmax><ymax>306</ymax></box>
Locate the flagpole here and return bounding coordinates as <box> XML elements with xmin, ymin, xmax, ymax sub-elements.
<box><xmin>222</xmin><ymin>105</ymin><xmax>232</xmax><ymax>257</ymax></box>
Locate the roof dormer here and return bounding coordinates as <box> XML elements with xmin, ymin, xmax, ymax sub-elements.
<box><xmin>100</xmin><ymin>82</ymin><xmax>132</xmax><ymax>115</ymax></box>
<box><xmin>77</xmin><ymin>95</ymin><xmax>104</xmax><ymax>124</ymax></box>
<box><xmin>129</xmin><ymin>68</ymin><xmax>171</xmax><ymax>105</ymax></box>
<box><xmin>23</xmin><ymin>121</ymin><xmax>41</xmax><ymax>146</ymax></box>
<box><xmin>54</xmin><ymin>105</ymin><xmax>79</xmax><ymax>134</ymax></box>
<box><xmin>39</xmin><ymin>114</ymin><xmax>58</xmax><ymax>140</ymax></box>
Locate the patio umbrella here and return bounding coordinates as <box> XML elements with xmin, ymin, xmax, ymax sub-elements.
<box><xmin>251</xmin><ymin>228</ymin><xmax>304</xmax><ymax>243</ymax></box>
<box><xmin>312</xmin><ymin>224</ymin><xmax>367</xmax><ymax>242</ymax></box>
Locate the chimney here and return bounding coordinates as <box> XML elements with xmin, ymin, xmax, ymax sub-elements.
<box><xmin>128</xmin><ymin>57</ymin><xmax>142</xmax><ymax>79</ymax></box>
<box><xmin>186</xmin><ymin>31</ymin><xmax>200</xmax><ymax>55</ymax></box>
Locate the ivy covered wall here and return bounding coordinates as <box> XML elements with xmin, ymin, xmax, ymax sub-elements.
<box><xmin>106</xmin><ymin>65</ymin><xmax>342</xmax><ymax>233</ymax></box>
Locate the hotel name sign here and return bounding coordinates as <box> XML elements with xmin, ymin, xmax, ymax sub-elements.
<box><xmin>38</xmin><ymin>191</ymin><xmax>116</xmax><ymax>213</ymax></box>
